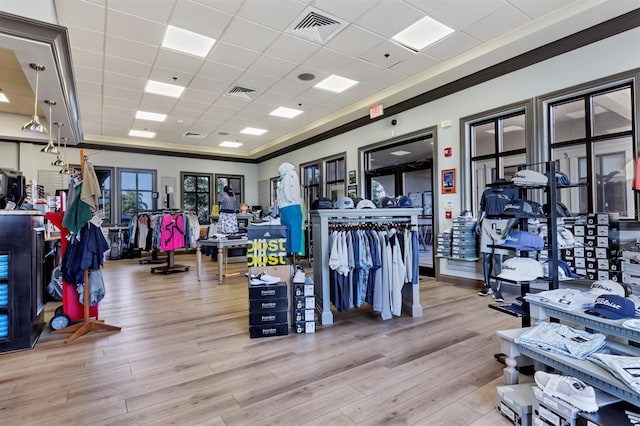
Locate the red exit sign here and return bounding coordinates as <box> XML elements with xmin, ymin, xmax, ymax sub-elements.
<box><xmin>369</xmin><ymin>103</ymin><xmax>384</xmax><ymax>118</ymax></box>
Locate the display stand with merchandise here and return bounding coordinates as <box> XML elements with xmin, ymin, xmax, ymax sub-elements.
<box><xmin>310</xmin><ymin>207</ymin><xmax>422</xmax><ymax>325</ymax></box>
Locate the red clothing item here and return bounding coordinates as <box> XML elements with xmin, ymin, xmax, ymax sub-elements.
<box><xmin>160</xmin><ymin>213</ymin><xmax>186</xmax><ymax>251</ymax></box>
<box><xmin>633</xmin><ymin>156</ymin><xmax>640</xmax><ymax>191</ymax></box>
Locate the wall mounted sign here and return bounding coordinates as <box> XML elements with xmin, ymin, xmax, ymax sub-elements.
<box><xmin>348</xmin><ymin>170</ymin><xmax>357</xmax><ymax>185</ymax></box>
<box><xmin>444</xmin><ymin>147</ymin><xmax>452</xmax><ymax>157</ymax></box>
<box><xmin>441</xmin><ymin>168</ymin><xmax>456</xmax><ymax>194</ymax></box>
<box><xmin>347</xmin><ymin>185</ymin><xmax>357</xmax><ymax>198</ymax></box>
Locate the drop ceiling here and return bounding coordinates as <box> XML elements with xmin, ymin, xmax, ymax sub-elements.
<box><xmin>0</xmin><ymin>0</ymin><xmax>638</xmax><ymax>161</ymax></box>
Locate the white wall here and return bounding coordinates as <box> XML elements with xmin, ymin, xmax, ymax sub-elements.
<box><xmin>257</xmin><ymin>27</ymin><xmax>640</xmax><ymax>281</ymax></box>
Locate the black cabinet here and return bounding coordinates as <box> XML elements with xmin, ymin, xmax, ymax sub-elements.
<box><xmin>0</xmin><ymin>211</ymin><xmax>45</xmax><ymax>352</ymax></box>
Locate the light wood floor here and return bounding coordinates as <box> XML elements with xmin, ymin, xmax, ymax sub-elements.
<box><xmin>0</xmin><ymin>253</ymin><xmax>528</xmax><ymax>425</ymax></box>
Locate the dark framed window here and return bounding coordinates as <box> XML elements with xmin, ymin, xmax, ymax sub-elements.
<box><xmin>72</xmin><ymin>164</ymin><xmax>114</xmax><ymax>225</ymax></box>
<box><xmin>215</xmin><ymin>174</ymin><xmax>244</xmax><ymax>211</ymax></box>
<box><xmin>469</xmin><ymin>110</ymin><xmax>527</xmax><ymax>213</ymax></box>
<box><xmin>549</xmin><ymin>83</ymin><xmax>636</xmax><ymax>219</ymax></box>
<box><xmin>301</xmin><ymin>161</ymin><xmax>320</xmax><ymax>216</ymax></box>
<box><xmin>324</xmin><ymin>155</ymin><xmax>345</xmax><ymax>202</ymax></box>
<box><xmin>119</xmin><ymin>168</ymin><xmax>156</xmax><ymax>224</ymax></box>
<box><xmin>181</xmin><ymin>172</ymin><xmax>212</xmax><ymax>223</ymax></box>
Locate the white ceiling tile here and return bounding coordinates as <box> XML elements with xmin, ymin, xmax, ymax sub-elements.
<box><xmin>422</xmin><ymin>32</ymin><xmax>480</xmax><ymax>61</ymax></box>
<box><xmin>181</xmin><ymin>88</ymin><xmax>216</xmax><ymax>104</ymax></box>
<box><xmin>221</xmin><ymin>17</ymin><xmax>280</xmax><ymax>52</ymax></box>
<box><xmin>102</xmin><ymin>105</ymin><xmax>135</xmax><ymax>121</ymax></box>
<box><xmin>65</xmin><ymin>25</ymin><xmax>105</xmax><ymax>53</ymax></box>
<box><xmin>298</xmin><ymin>86</ymin><xmax>336</xmax><ymax>104</ymax></box>
<box><xmin>358</xmin><ymin>39</ymin><xmax>416</xmax><ymax>68</ymax></box>
<box><xmin>103</xmin><ymin>71</ymin><xmax>146</xmax><ymax>91</ymax></box>
<box><xmin>242</xmin><ymin>101</ymin><xmax>280</xmax><ymax>115</ymax></box>
<box><xmin>104</xmin><ymin>55</ymin><xmax>152</xmax><ymax>79</ymax></box>
<box><xmin>237</xmin><ymin>0</ymin><xmax>307</xmax><ymax>31</ymax></box>
<box><xmin>106</xmin><ymin>9</ymin><xmax>166</xmax><ymax>46</ymax></box>
<box><xmin>209</xmin><ymin>41</ymin><xmax>261</xmax><ymax>69</ymax></box>
<box><xmin>75</xmin><ymin>79</ymin><xmax>102</xmax><ymax>95</ymax></box>
<box><xmin>190</xmin><ymin>0</ymin><xmax>243</xmax><ymax>15</ymax></box>
<box><xmin>70</xmin><ymin>48</ymin><xmax>104</xmax><ymax>70</ymax></box>
<box><xmin>253</xmin><ymin>91</ymin><xmax>293</xmax><ymax>107</ymax></box>
<box><xmin>55</xmin><ymin>0</ymin><xmax>106</xmax><ymax>32</ymax></box>
<box><xmin>325</xmin><ymin>25</ymin><xmax>386</xmax><ymax>58</ymax></box>
<box><xmin>100</xmin><ymin>125</ymin><xmax>130</xmax><ymax>137</ymax></box>
<box><xmin>139</xmin><ymin>93</ymin><xmax>180</xmax><ymax>110</ymax></box>
<box><xmin>264</xmin><ymin>34</ymin><xmax>320</xmax><ymax>64</ymax></box>
<box><xmin>198</xmin><ymin>61</ymin><xmax>245</xmax><ymax>83</ymax></box>
<box><xmin>103</xmin><ymin>84</ymin><xmax>142</xmax><ymax>102</ymax></box>
<box><xmin>508</xmin><ymin>0</ymin><xmax>576</xmax><ymax>19</ymax></box>
<box><xmin>155</xmin><ymin>49</ymin><xmax>205</xmax><ymax>76</ymax></box>
<box><xmin>103</xmin><ymin>95</ymin><xmax>139</xmax><ymax>110</ymax></box>
<box><xmin>77</xmin><ymin>91</ymin><xmax>102</xmax><ymax>105</ymax></box>
<box><xmin>463</xmin><ymin>5</ymin><xmax>531</xmax><ymax>42</ymax></box>
<box><xmin>107</xmin><ymin>0</ymin><xmax>175</xmax><ymax>24</ymax></box>
<box><xmin>169</xmin><ymin>1</ymin><xmax>233</xmax><ymax>39</ymax></box>
<box><xmin>148</xmin><ymin>66</ymin><xmax>195</xmax><ymax>88</ymax></box>
<box><xmin>73</xmin><ymin>65</ymin><xmax>103</xmax><ymax>83</ymax></box>
<box><xmin>105</xmin><ymin>35</ymin><xmax>159</xmax><ymax>64</ymax></box>
<box><xmin>131</xmin><ymin>119</ymin><xmax>163</xmax><ymax>131</ymax></box>
<box><xmin>403</xmin><ymin>0</ymin><xmax>450</xmax><ymax>14</ymax></box>
<box><xmin>359</xmin><ymin>67</ymin><xmax>406</xmax><ymax>91</ymax></box>
<box><xmin>189</xmin><ymin>75</ymin><xmax>229</xmax><ymax>93</ymax></box>
<box><xmin>214</xmin><ymin>95</ymin><xmax>250</xmax><ymax>110</ymax></box>
<box><xmin>232</xmin><ymin>109</ymin><xmax>267</xmax><ymax>122</ymax></box>
<box><xmin>355</xmin><ymin>0</ymin><xmax>425</xmax><ymax>38</ymax></box>
<box><xmin>338</xmin><ymin>58</ymin><xmax>383</xmax><ymax>82</ymax></box>
<box><xmin>236</xmin><ymin>71</ymin><xmax>279</xmax><ymax>91</ymax></box>
<box><xmin>312</xmin><ymin>0</ymin><xmax>378</xmax><ymax>22</ymax></box>
<box><xmin>79</xmin><ymin>102</ymin><xmax>103</xmax><ymax>116</ymax></box>
<box><xmin>200</xmin><ymin>105</ymin><xmax>238</xmax><ymax>121</ymax></box>
<box><xmin>321</xmin><ymin>83</ymin><xmax>372</xmax><ymax>108</ymax></box>
<box><xmin>266</xmin><ymin>78</ymin><xmax>309</xmax><ymax>97</ymax></box>
<box><xmin>302</xmin><ymin>47</ymin><xmax>355</xmax><ymax>75</ymax></box>
<box><xmin>247</xmin><ymin>55</ymin><xmax>298</xmax><ymax>79</ymax></box>
<box><xmin>389</xmin><ymin>53</ymin><xmax>440</xmax><ymax>76</ymax></box>
<box><xmin>172</xmin><ymin>99</ymin><xmax>210</xmax><ymax>114</ymax></box>
<box><xmin>430</xmin><ymin>0</ymin><xmax>505</xmax><ymax>30</ymax></box>
<box><xmin>81</xmin><ymin>120</ymin><xmax>102</xmax><ymax>134</ymax></box>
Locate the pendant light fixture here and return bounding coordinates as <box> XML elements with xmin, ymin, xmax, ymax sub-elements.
<box><xmin>59</xmin><ymin>136</ymin><xmax>76</xmax><ymax>175</ymax></box>
<box><xmin>51</xmin><ymin>123</ymin><xmax>65</xmax><ymax>167</ymax></box>
<box><xmin>40</xmin><ymin>100</ymin><xmax>59</xmax><ymax>154</ymax></box>
<box><xmin>21</xmin><ymin>63</ymin><xmax>47</xmax><ymax>135</ymax></box>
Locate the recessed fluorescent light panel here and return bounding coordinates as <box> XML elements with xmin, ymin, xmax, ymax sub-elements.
<box><xmin>129</xmin><ymin>129</ymin><xmax>156</xmax><ymax>138</ymax></box>
<box><xmin>314</xmin><ymin>74</ymin><xmax>358</xmax><ymax>93</ymax></box>
<box><xmin>392</xmin><ymin>16</ymin><xmax>454</xmax><ymax>51</ymax></box>
<box><xmin>270</xmin><ymin>107</ymin><xmax>303</xmax><ymax>118</ymax></box>
<box><xmin>145</xmin><ymin>80</ymin><xmax>185</xmax><ymax>98</ymax></box>
<box><xmin>162</xmin><ymin>25</ymin><xmax>216</xmax><ymax>58</ymax></box>
<box><xmin>240</xmin><ymin>127</ymin><xmax>268</xmax><ymax>136</ymax></box>
<box><xmin>220</xmin><ymin>141</ymin><xmax>243</xmax><ymax>148</ymax></box>
<box><xmin>135</xmin><ymin>110</ymin><xmax>167</xmax><ymax>122</ymax></box>
<box><xmin>390</xmin><ymin>150</ymin><xmax>411</xmax><ymax>156</ymax></box>
<box><xmin>0</xmin><ymin>90</ymin><xmax>8</xmax><ymax>103</ymax></box>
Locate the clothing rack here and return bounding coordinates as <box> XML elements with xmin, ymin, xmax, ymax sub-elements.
<box><xmin>310</xmin><ymin>208</ymin><xmax>423</xmax><ymax>325</ymax></box>
<box><xmin>150</xmin><ymin>210</ymin><xmax>192</xmax><ymax>274</ymax></box>
<box><xmin>136</xmin><ymin>210</ymin><xmax>166</xmax><ymax>264</ymax></box>
<box><xmin>53</xmin><ymin>149</ymin><xmax>121</xmax><ymax>343</ymax></box>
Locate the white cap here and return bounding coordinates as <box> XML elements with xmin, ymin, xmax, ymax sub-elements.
<box><xmin>511</xmin><ymin>169</ymin><xmax>548</xmax><ymax>186</ymax></box>
<box><xmin>497</xmin><ymin>257</ymin><xmax>544</xmax><ymax>282</ymax></box>
<box><xmin>588</xmin><ymin>280</ymin><xmax>625</xmax><ymax>297</ymax></box>
<box><xmin>557</xmin><ymin>226</ymin><xmax>583</xmax><ymax>249</ymax></box>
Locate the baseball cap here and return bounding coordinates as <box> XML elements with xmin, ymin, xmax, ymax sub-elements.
<box><xmin>588</xmin><ymin>280</ymin><xmax>625</xmax><ymax>297</ymax></box>
<box><xmin>311</xmin><ymin>197</ymin><xmax>333</xmax><ymax>210</ymax></box>
<box><xmin>557</xmin><ymin>226</ymin><xmax>583</xmax><ymax>249</ymax></box>
<box><xmin>542</xmin><ymin>260</ymin><xmax>579</xmax><ymax>281</ymax></box>
<box><xmin>351</xmin><ymin>197</ymin><xmax>363</xmax><ymax>207</ymax></box>
<box><xmin>585</xmin><ymin>294</ymin><xmax>636</xmax><ymax>319</ymax></box>
<box><xmin>397</xmin><ymin>195</ymin><xmax>413</xmax><ymax>207</ymax></box>
<box><xmin>356</xmin><ymin>199</ymin><xmax>377</xmax><ymax>209</ymax></box>
<box><xmin>545</xmin><ymin>171</ymin><xmax>572</xmax><ymax>187</ymax></box>
<box><xmin>502</xmin><ymin>199</ymin><xmax>545</xmax><ymax>218</ymax></box>
<box><xmin>497</xmin><ymin>257</ymin><xmax>544</xmax><ymax>282</ymax></box>
<box><xmin>511</xmin><ymin>169</ymin><xmax>548</xmax><ymax>186</ymax></box>
<box><xmin>334</xmin><ymin>197</ymin><xmax>355</xmax><ymax>209</ymax></box>
<box><xmin>378</xmin><ymin>197</ymin><xmax>397</xmax><ymax>208</ymax></box>
<box><xmin>501</xmin><ymin>231</ymin><xmax>544</xmax><ymax>250</ymax></box>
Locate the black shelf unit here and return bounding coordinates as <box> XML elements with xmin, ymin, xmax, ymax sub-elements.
<box><xmin>0</xmin><ymin>212</ymin><xmax>45</xmax><ymax>353</ymax></box>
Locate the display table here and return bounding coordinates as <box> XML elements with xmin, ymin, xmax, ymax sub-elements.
<box><xmin>196</xmin><ymin>238</ymin><xmax>248</xmax><ymax>283</ymax></box>
<box><xmin>496</xmin><ymin>327</ymin><xmax>640</xmax><ymax>406</ymax></box>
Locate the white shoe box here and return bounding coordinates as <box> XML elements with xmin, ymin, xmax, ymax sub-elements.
<box><xmin>496</xmin><ymin>383</ymin><xmax>535</xmax><ymax>426</ymax></box>
<box><xmin>533</xmin><ymin>384</ymin><xmax>620</xmax><ymax>426</ymax></box>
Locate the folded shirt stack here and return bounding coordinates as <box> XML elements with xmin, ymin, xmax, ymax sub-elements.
<box><xmin>515</xmin><ymin>322</ymin><xmax>606</xmax><ymax>360</ymax></box>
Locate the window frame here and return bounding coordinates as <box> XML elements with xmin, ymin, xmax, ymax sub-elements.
<box><xmin>118</xmin><ymin>167</ymin><xmax>157</xmax><ymax>225</ymax></box>
<box><xmin>180</xmin><ymin>171</ymin><xmax>213</xmax><ymax>224</ymax></box>
<box><xmin>323</xmin><ymin>153</ymin><xmax>346</xmax><ymax>203</ymax></box>
<box><xmin>214</xmin><ymin>173</ymin><xmax>244</xmax><ymax>212</ymax></box>
<box><xmin>300</xmin><ymin>160</ymin><xmax>320</xmax><ymax>218</ymax></box>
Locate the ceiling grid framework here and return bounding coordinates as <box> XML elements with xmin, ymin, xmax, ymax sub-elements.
<box><xmin>0</xmin><ymin>0</ymin><xmax>637</xmax><ymax>160</ymax></box>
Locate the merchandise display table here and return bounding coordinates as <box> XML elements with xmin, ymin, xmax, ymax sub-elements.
<box><xmin>196</xmin><ymin>237</ymin><xmax>248</xmax><ymax>283</ymax></box>
<box><xmin>496</xmin><ymin>327</ymin><xmax>640</xmax><ymax>406</ymax></box>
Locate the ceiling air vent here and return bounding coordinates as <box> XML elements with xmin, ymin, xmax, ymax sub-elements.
<box><xmin>183</xmin><ymin>131</ymin><xmax>207</xmax><ymax>139</ymax></box>
<box><xmin>226</xmin><ymin>85</ymin><xmax>258</xmax><ymax>100</ymax></box>
<box><xmin>287</xmin><ymin>7</ymin><xmax>348</xmax><ymax>44</ymax></box>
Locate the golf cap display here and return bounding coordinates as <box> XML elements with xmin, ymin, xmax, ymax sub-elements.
<box><xmin>397</xmin><ymin>195</ymin><xmax>413</xmax><ymax>207</ymax></box>
<box><xmin>351</xmin><ymin>197</ymin><xmax>363</xmax><ymax>207</ymax></box>
<box><xmin>378</xmin><ymin>197</ymin><xmax>397</xmax><ymax>208</ymax></box>
<box><xmin>557</xmin><ymin>226</ymin><xmax>583</xmax><ymax>249</ymax></box>
<box><xmin>511</xmin><ymin>169</ymin><xmax>548</xmax><ymax>186</ymax></box>
<box><xmin>502</xmin><ymin>199</ymin><xmax>544</xmax><ymax>218</ymax></box>
<box><xmin>497</xmin><ymin>257</ymin><xmax>544</xmax><ymax>282</ymax></box>
<box><xmin>501</xmin><ymin>230</ymin><xmax>544</xmax><ymax>250</ymax></box>
<box><xmin>542</xmin><ymin>260</ymin><xmax>579</xmax><ymax>281</ymax></box>
<box><xmin>588</xmin><ymin>280</ymin><xmax>626</xmax><ymax>297</ymax></box>
<box><xmin>356</xmin><ymin>199</ymin><xmax>377</xmax><ymax>209</ymax></box>
<box><xmin>334</xmin><ymin>197</ymin><xmax>355</xmax><ymax>209</ymax></box>
<box><xmin>311</xmin><ymin>197</ymin><xmax>333</xmax><ymax>210</ymax></box>
<box><xmin>545</xmin><ymin>171</ymin><xmax>572</xmax><ymax>187</ymax></box>
<box><xmin>585</xmin><ymin>294</ymin><xmax>636</xmax><ymax>320</ymax></box>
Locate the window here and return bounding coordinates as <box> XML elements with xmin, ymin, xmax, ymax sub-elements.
<box><xmin>181</xmin><ymin>172</ymin><xmax>212</xmax><ymax>223</ymax></box>
<box><xmin>71</xmin><ymin>165</ymin><xmax>114</xmax><ymax>225</ymax></box>
<box><xmin>324</xmin><ymin>156</ymin><xmax>345</xmax><ymax>202</ymax></box>
<box><xmin>549</xmin><ymin>83</ymin><xmax>635</xmax><ymax>219</ymax></box>
<box><xmin>215</xmin><ymin>174</ymin><xmax>244</xmax><ymax>211</ymax></box>
<box><xmin>469</xmin><ymin>110</ymin><xmax>527</xmax><ymax>213</ymax></box>
<box><xmin>301</xmin><ymin>162</ymin><xmax>320</xmax><ymax>215</ymax></box>
<box><xmin>119</xmin><ymin>168</ymin><xmax>156</xmax><ymax>224</ymax></box>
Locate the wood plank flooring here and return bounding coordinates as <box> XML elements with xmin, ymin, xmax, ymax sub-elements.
<box><xmin>0</xmin><ymin>253</ymin><xmax>528</xmax><ymax>425</ymax></box>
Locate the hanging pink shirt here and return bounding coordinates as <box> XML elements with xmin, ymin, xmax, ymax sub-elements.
<box><xmin>160</xmin><ymin>213</ymin><xmax>186</xmax><ymax>251</ymax></box>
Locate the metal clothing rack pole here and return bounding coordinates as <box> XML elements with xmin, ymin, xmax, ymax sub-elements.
<box><xmin>53</xmin><ymin>149</ymin><xmax>121</xmax><ymax>343</ymax></box>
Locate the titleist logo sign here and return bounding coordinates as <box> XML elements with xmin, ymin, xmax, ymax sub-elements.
<box><xmin>595</xmin><ymin>297</ymin><xmax>622</xmax><ymax>310</ymax></box>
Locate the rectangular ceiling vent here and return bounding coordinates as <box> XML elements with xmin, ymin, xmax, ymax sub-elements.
<box><xmin>226</xmin><ymin>85</ymin><xmax>259</xmax><ymax>100</ymax></box>
<box><xmin>183</xmin><ymin>131</ymin><xmax>207</xmax><ymax>139</ymax></box>
<box><xmin>286</xmin><ymin>7</ymin><xmax>348</xmax><ymax>44</ymax></box>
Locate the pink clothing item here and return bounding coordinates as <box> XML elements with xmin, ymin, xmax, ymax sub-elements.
<box><xmin>160</xmin><ymin>213</ymin><xmax>186</xmax><ymax>251</ymax></box>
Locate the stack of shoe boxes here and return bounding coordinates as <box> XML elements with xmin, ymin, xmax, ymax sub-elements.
<box><xmin>496</xmin><ymin>383</ymin><xmax>535</xmax><ymax>426</ymax></box>
<box><xmin>436</xmin><ymin>231</ymin><xmax>452</xmax><ymax>258</ymax></box>
<box><xmin>532</xmin><ymin>385</ymin><xmax>619</xmax><ymax>426</ymax></box>
<box><xmin>248</xmin><ymin>279</ymin><xmax>289</xmax><ymax>338</ymax></box>
<box><xmin>622</xmin><ymin>250</ymin><xmax>640</xmax><ymax>290</ymax></box>
<box><xmin>292</xmin><ymin>268</ymin><xmax>315</xmax><ymax>334</ymax></box>
<box><xmin>561</xmin><ymin>213</ymin><xmax>621</xmax><ymax>282</ymax></box>
<box><xmin>450</xmin><ymin>217</ymin><xmax>478</xmax><ymax>260</ymax></box>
